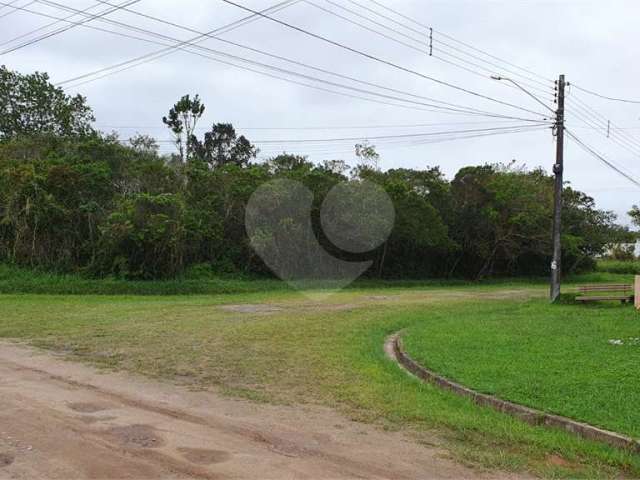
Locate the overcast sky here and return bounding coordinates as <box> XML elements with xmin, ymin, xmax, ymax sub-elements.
<box><xmin>3</xmin><ymin>0</ymin><xmax>640</xmax><ymax>223</ymax></box>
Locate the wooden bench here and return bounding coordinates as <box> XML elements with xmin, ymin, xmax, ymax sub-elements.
<box><xmin>575</xmin><ymin>284</ymin><xmax>634</xmax><ymax>303</ymax></box>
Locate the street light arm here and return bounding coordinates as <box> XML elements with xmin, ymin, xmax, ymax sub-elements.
<box><xmin>491</xmin><ymin>75</ymin><xmax>556</xmax><ymax>116</ymax></box>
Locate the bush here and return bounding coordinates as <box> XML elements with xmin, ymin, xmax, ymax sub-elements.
<box><xmin>96</xmin><ymin>193</ymin><xmax>187</xmax><ymax>279</ymax></box>
<box><xmin>597</xmin><ymin>259</ymin><xmax>640</xmax><ymax>275</ymax></box>
<box><xmin>609</xmin><ymin>244</ymin><xmax>636</xmax><ymax>261</ymax></box>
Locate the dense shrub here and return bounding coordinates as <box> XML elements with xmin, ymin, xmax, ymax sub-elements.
<box><xmin>0</xmin><ymin>68</ymin><xmax>631</xmax><ymax>280</ymax></box>
<box><xmin>597</xmin><ymin>259</ymin><xmax>640</xmax><ymax>275</ymax></box>
<box><xmin>0</xmin><ymin>134</ymin><xmax>629</xmax><ymax>280</ymax></box>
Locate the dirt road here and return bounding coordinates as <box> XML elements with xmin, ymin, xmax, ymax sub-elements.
<box><xmin>0</xmin><ymin>341</ymin><xmax>522</xmax><ymax>479</ymax></box>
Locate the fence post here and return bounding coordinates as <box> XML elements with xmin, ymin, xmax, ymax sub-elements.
<box><xmin>635</xmin><ymin>276</ymin><xmax>640</xmax><ymax>310</ymax></box>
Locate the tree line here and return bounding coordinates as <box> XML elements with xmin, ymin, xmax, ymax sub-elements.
<box><xmin>0</xmin><ymin>66</ymin><xmax>633</xmax><ymax>280</ymax></box>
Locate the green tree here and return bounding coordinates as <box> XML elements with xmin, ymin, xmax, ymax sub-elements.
<box><xmin>97</xmin><ymin>193</ymin><xmax>187</xmax><ymax>279</ymax></box>
<box><xmin>628</xmin><ymin>205</ymin><xmax>640</xmax><ymax>229</ymax></box>
<box><xmin>449</xmin><ymin>164</ymin><xmax>553</xmax><ymax>278</ymax></box>
<box><xmin>562</xmin><ymin>189</ymin><xmax>633</xmax><ymax>271</ymax></box>
<box><xmin>355</xmin><ymin>141</ymin><xmax>380</xmax><ymax>170</ymax></box>
<box><xmin>0</xmin><ymin>65</ymin><xmax>94</xmax><ymax>140</ymax></box>
<box><xmin>128</xmin><ymin>133</ymin><xmax>159</xmax><ymax>155</ymax></box>
<box><xmin>354</xmin><ymin>165</ymin><xmax>452</xmax><ymax>278</ymax></box>
<box><xmin>0</xmin><ymin>68</ymin><xmax>631</xmax><ymax>281</ymax></box>
<box><xmin>0</xmin><ymin>137</ymin><xmax>112</xmax><ymax>269</ymax></box>
<box><xmin>193</xmin><ymin>123</ymin><xmax>257</xmax><ymax>168</ymax></box>
<box><xmin>162</xmin><ymin>94</ymin><xmax>205</xmax><ymax>163</ymax></box>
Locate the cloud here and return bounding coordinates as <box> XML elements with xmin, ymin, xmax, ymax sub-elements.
<box><xmin>4</xmin><ymin>0</ymin><xmax>639</xmax><ymax>222</ymax></box>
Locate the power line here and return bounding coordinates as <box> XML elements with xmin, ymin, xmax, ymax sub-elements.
<box><xmin>238</xmin><ymin>123</ymin><xmax>550</xmax><ymax>143</ymax></box>
<box><xmin>33</xmin><ymin>2</ymin><xmax>476</xmax><ymax>115</ymax></box>
<box><xmin>0</xmin><ymin>0</ymin><xmax>19</xmax><ymax>12</ymax></box>
<box><xmin>568</xmin><ymin>105</ymin><xmax>640</xmax><ymax>156</ymax></box>
<box><xmin>570</xmin><ymin>93</ymin><xmax>640</xmax><ymax>151</ymax></box>
<box><xmin>0</xmin><ymin>0</ymin><xmax>141</xmax><ymax>55</ymax></box>
<box><xmin>492</xmin><ymin>76</ymin><xmax>555</xmax><ymax>114</ymax></box>
<box><xmin>340</xmin><ymin>0</ymin><xmax>554</xmax><ymax>93</ymax></box>
<box><xmin>219</xmin><ymin>0</ymin><xmax>549</xmax><ymax>118</ymax></box>
<box><xmin>13</xmin><ymin>0</ymin><xmax>552</xmax><ymax>123</ymax></box>
<box><xmin>60</xmin><ymin>0</ymin><xmax>532</xmax><ymax>120</ymax></box>
<box><xmin>305</xmin><ymin>0</ymin><xmax>556</xmax><ymax>109</ymax></box>
<box><xmin>571</xmin><ymin>83</ymin><xmax>640</xmax><ymax>105</ymax></box>
<box><xmin>69</xmin><ymin>50</ymin><xmax>526</xmax><ymax>119</ymax></box>
<box><xmin>566</xmin><ymin>107</ymin><xmax>640</xmax><ymax>163</ymax></box>
<box><xmin>566</xmin><ymin>94</ymin><xmax>640</xmax><ymax>154</ymax></box>
<box><xmin>99</xmin><ymin>0</ymin><xmax>539</xmax><ymax>120</ymax></box>
<box><xmin>154</xmin><ymin>127</ymin><xmax>549</xmax><ymax>159</ymax></box>
<box><xmin>319</xmin><ymin>0</ymin><xmax>426</xmax><ymax>51</ymax></box>
<box><xmin>344</xmin><ymin>0</ymin><xmax>425</xmax><ymax>38</ymax></box>
<box><xmin>304</xmin><ymin>2</ymin><xmax>492</xmax><ymax>81</ymax></box>
<box><xmin>0</xmin><ymin>0</ymin><xmax>106</xmax><ymax>49</ymax></box>
<box><xmin>432</xmin><ymin>40</ymin><xmax>554</xmax><ymax>95</ymax></box>
<box><xmin>250</xmin><ymin>125</ymin><xmax>550</xmax><ymax>156</ymax></box>
<box><xmin>430</xmin><ymin>52</ymin><xmax>555</xmax><ymax>109</ymax></box>
<box><xmin>0</xmin><ymin>0</ymin><xmax>33</xmax><ymax>19</ymax></box>
<box><xmin>333</xmin><ymin>0</ymin><xmax>556</xmax><ymax>114</ymax></box>
<box><xmin>0</xmin><ymin>0</ymin><xmax>188</xmax><ymax>52</ymax></box>
<box><xmin>563</xmin><ymin>87</ymin><xmax>640</xmax><ymax>156</ymax></box>
<box><xmin>364</xmin><ymin>0</ymin><xmax>553</xmax><ymax>84</ymax></box>
<box><xmin>98</xmin><ymin>119</ymin><xmax>539</xmax><ymax>130</ymax></box>
<box><xmin>38</xmin><ymin>0</ymin><xmax>550</xmax><ymax>123</ymax></box>
<box><xmin>55</xmin><ymin>0</ymin><xmax>300</xmax><ymax>83</ymax></box>
<box><xmin>53</xmin><ymin>0</ymin><xmax>299</xmax><ymax>84</ymax></box>
<box><xmin>570</xmin><ymin>126</ymin><xmax>640</xmax><ymax>131</ymax></box>
<box><xmin>7</xmin><ymin>2</ymin><xmax>556</xmax><ymax>148</ymax></box>
<box><xmin>152</xmin><ymin>125</ymin><xmax>549</xmax><ymax>158</ymax></box>
<box><xmin>151</xmin><ymin>124</ymin><xmax>547</xmax><ymax>145</ymax></box>
<box><xmin>565</xmin><ymin>128</ymin><xmax>640</xmax><ymax>188</ymax></box>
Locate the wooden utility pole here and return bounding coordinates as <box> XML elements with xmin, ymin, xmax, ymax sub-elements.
<box><xmin>550</xmin><ymin>74</ymin><xmax>565</xmax><ymax>302</ymax></box>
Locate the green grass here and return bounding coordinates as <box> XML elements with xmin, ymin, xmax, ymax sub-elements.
<box><xmin>1</xmin><ymin>283</ymin><xmax>640</xmax><ymax>478</ymax></box>
<box><xmin>0</xmin><ymin>264</ymin><xmax>291</xmax><ymax>295</ymax></box>
<box><xmin>0</xmin><ymin>262</ymin><xmax>635</xmax><ymax>296</ymax></box>
<box><xmin>597</xmin><ymin>259</ymin><xmax>640</xmax><ymax>276</ymax></box>
<box><xmin>403</xmin><ymin>299</ymin><xmax>640</xmax><ymax>439</ymax></box>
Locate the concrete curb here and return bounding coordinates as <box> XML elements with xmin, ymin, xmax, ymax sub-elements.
<box><xmin>385</xmin><ymin>332</ymin><xmax>640</xmax><ymax>453</ymax></box>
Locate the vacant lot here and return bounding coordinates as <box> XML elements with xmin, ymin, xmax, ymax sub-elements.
<box><xmin>1</xmin><ymin>280</ymin><xmax>639</xmax><ymax>478</ymax></box>
<box><xmin>0</xmin><ymin>341</ymin><xmax>489</xmax><ymax>479</ymax></box>
<box><xmin>403</xmin><ymin>299</ymin><xmax>640</xmax><ymax>438</ymax></box>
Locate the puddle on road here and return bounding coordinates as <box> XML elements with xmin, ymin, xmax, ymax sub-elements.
<box><xmin>178</xmin><ymin>447</ymin><xmax>231</xmax><ymax>465</ymax></box>
<box><xmin>106</xmin><ymin>424</ymin><xmax>165</xmax><ymax>449</ymax></box>
<box><xmin>0</xmin><ymin>453</ymin><xmax>14</xmax><ymax>467</ymax></box>
<box><xmin>68</xmin><ymin>402</ymin><xmax>112</xmax><ymax>413</ymax></box>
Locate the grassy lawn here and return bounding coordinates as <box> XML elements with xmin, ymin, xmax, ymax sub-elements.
<box><xmin>596</xmin><ymin>259</ymin><xmax>640</xmax><ymax>275</ymax></box>
<box><xmin>1</xmin><ymin>278</ymin><xmax>639</xmax><ymax>477</ymax></box>
<box><xmin>403</xmin><ymin>298</ymin><xmax>640</xmax><ymax>438</ymax></box>
<box><xmin>0</xmin><ymin>262</ymin><xmax>634</xmax><ymax>295</ymax></box>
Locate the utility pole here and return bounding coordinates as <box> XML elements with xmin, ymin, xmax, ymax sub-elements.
<box><xmin>550</xmin><ymin>74</ymin><xmax>565</xmax><ymax>302</ymax></box>
<box><xmin>490</xmin><ymin>73</ymin><xmax>565</xmax><ymax>301</ymax></box>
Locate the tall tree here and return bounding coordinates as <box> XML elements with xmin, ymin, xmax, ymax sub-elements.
<box><xmin>355</xmin><ymin>141</ymin><xmax>380</xmax><ymax>170</ymax></box>
<box><xmin>162</xmin><ymin>94</ymin><xmax>205</xmax><ymax>163</ymax></box>
<box><xmin>0</xmin><ymin>65</ymin><xmax>94</xmax><ymax>140</ymax></box>
<box><xmin>194</xmin><ymin>123</ymin><xmax>257</xmax><ymax>168</ymax></box>
<box><xmin>128</xmin><ymin>133</ymin><xmax>159</xmax><ymax>155</ymax></box>
<box><xmin>628</xmin><ymin>205</ymin><xmax>640</xmax><ymax>229</ymax></box>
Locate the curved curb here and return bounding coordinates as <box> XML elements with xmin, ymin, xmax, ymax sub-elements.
<box><xmin>385</xmin><ymin>332</ymin><xmax>640</xmax><ymax>453</ymax></box>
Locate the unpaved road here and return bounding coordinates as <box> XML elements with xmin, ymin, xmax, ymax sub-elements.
<box><xmin>0</xmin><ymin>342</ymin><xmax>523</xmax><ymax>479</ymax></box>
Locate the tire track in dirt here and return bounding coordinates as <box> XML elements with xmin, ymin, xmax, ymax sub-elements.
<box><xmin>0</xmin><ymin>341</ymin><xmax>525</xmax><ymax>479</ymax></box>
